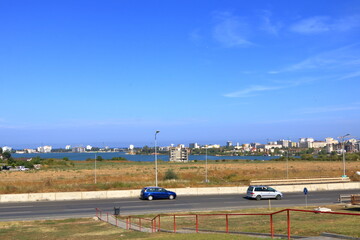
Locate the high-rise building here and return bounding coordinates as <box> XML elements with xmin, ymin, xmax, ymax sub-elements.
<box><xmin>72</xmin><ymin>146</ymin><xmax>85</xmax><ymax>153</ymax></box>
<box><xmin>277</xmin><ymin>139</ymin><xmax>291</xmax><ymax>148</ymax></box>
<box><xmin>189</xmin><ymin>143</ymin><xmax>199</xmax><ymax>149</ymax></box>
<box><xmin>37</xmin><ymin>146</ymin><xmax>52</xmax><ymax>153</ymax></box>
<box><xmin>169</xmin><ymin>145</ymin><xmax>189</xmax><ymax>162</ymax></box>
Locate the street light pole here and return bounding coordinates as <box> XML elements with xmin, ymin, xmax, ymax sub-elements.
<box><xmin>94</xmin><ymin>153</ymin><xmax>97</xmax><ymax>184</ymax></box>
<box><xmin>286</xmin><ymin>148</ymin><xmax>289</xmax><ymax>179</ymax></box>
<box><xmin>339</xmin><ymin>134</ymin><xmax>350</xmax><ymax>178</ymax></box>
<box><xmin>205</xmin><ymin>146</ymin><xmax>208</xmax><ymax>183</ymax></box>
<box><xmin>155</xmin><ymin>130</ymin><xmax>160</xmax><ymax>187</ymax></box>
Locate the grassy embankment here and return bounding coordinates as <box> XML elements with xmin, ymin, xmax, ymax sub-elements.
<box><xmin>0</xmin><ymin>205</ymin><xmax>359</xmax><ymax>239</ymax></box>
<box><xmin>0</xmin><ymin>159</ymin><xmax>359</xmax><ymax>194</ymax></box>
<box><xmin>0</xmin><ymin>218</ymin><xmax>270</xmax><ymax>240</ymax></box>
<box><xmin>141</xmin><ymin>204</ymin><xmax>360</xmax><ymax>238</ymax></box>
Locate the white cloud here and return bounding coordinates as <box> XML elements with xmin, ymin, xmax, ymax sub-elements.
<box><xmin>212</xmin><ymin>11</ymin><xmax>253</xmax><ymax>47</ymax></box>
<box><xmin>339</xmin><ymin>70</ymin><xmax>360</xmax><ymax>80</ymax></box>
<box><xmin>260</xmin><ymin>10</ymin><xmax>282</xmax><ymax>35</ymax></box>
<box><xmin>269</xmin><ymin>44</ymin><xmax>360</xmax><ymax>74</ymax></box>
<box><xmin>224</xmin><ymin>85</ymin><xmax>285</xmax><ymax>98</ymax></box>
<box><xmin>291</xmin><ymin>15</ymin><xmax>360</xmax><ymax>34</ymax></box>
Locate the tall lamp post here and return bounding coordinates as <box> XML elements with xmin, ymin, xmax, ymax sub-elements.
<box><xmin>205</xmin><ymin>146</ymin><xmax>208</xmax><ymax>183</ymax></box>
<box><xmin>339</xmin><ymin>133</ymin><xmax>350</xmax><ymax>178</ymax></box>
<box><xmin>155</xmin><ymin>130</ymin><xmax>160</xmax><ymax>187</ymax></box>
<box><xmin>286</xmin><ymin>148</ymin><xmax>289</xmax><ymax>179</ymax></box>
<box><xmin>94</xmin><ymin>153</ymin><xmax>97</xmax><ymax>184</ymax></box>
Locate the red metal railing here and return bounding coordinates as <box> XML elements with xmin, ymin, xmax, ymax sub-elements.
<box><xmin>96</xmin><ymin>208</ymin><xmax>360</xmax><ymax>239</ymax></box>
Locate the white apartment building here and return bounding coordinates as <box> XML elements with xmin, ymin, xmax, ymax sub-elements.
<box><xmin>86</xmin><ymin>145</ymin><xmax>93</xmax><ymax>150</ymax></box>
<box><xmin>2</xmin><ymin>146</ymin><xmax>12</xmax><ymax>152</ymax></box>
<box><xmin>325</xmin><ymin>137</ymin><xmax>339</xmax><ymax>144</ymax></box>
<box><xmin>169</xmin><ymin>145</ymin><xmax>189</xmax><ymax>162</ymax></box>
<box><xmin>37</xmin><ymin>145</ymin><xmax>52</xmax><ymax>153</ymax></box>
<box><xmin>205</xmin><ymin>144</ymin><xmax>221</xmax><ymax>149</ymax></box>
<box><xmin>25</xmin><ymin>149</ymin><xmax>36</xmax><ymax>153</ymax></box>
<box><xmin>299</xmin><ymin>138</ymin><xmax>314</xmax><ymax>148</ymax></box>
<box><xmin>277</xmin><ymin>139</ymin><xmax>291</xmax><ymax>148</ymax></box>
<box><xmin>312</xmin><ymin>141</ymin><xmax>327</xmax><ymax>148</ymax></box>
<box><xmin>72</xmin><ymin>147</ymin><xmax>85</xmax><ymax>153</ymax></box>
<box><xmin>159</xmin><ymin>146</ymin><xmax>170</xmax><ymax>151</ymax></box>
<box><xmin>65</xmin><ymin>145</ymin><xmax>71</xmax><ymax>150</ymax></box>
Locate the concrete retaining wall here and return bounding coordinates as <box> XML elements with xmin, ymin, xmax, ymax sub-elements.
<box><xmin>1</xmin><ymin>182</ymin><xmax>359</xmax><ymax>203</ymax></box>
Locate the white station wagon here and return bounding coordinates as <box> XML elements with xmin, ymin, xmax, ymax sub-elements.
<box><xmin>246</xmin><ymin>185</ymin><xmax>283</xmax><ymax>200</ymax></box>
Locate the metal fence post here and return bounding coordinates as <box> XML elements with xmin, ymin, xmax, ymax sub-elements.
<box><xmin>174</xmin><ymin>215</ymin><xmax>176</xmax><ymax>233</ymax></box>
<box><xmin>287</xmin><ymin>209</ymin><xmax>291</xmax><ymax>240</ymax></box>
<box><xmin>158</xmin><ymin>215</ymin><xmax>161</xmax><ymax>232</ymax></box>
<box><xmin>226</xmin><ymin>214</ymin><xmax>229</xmax><ymax>233</ymax></box>
<box><xmin>270</xmin><ymin>214</ymin><xmax>274</xmax><ymax>238</ymax></box>
<box><xmin>196</xmin><ymin>215</ymin><xmax>199</xmax><ymax>233</ymax></box>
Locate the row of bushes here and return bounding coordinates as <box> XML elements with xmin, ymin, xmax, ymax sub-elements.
<box><xmin>274</xmin><ymin>153</ymin><xmax>360</xmax><ymax>161</ymax></box>
<box><xmin>1</xmin><ymin>155</ymin><xmax>75</xmax><ymax>169</ymax></box>
<box><xmin>85</xmin><ymin>156</ymin><xmax>128</xmax><ymax>161</ymax></box>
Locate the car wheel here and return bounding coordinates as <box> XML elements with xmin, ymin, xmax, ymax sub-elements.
<box><xmin>148</xmin><ymin>195</ymin><xmax>153</xmax><ymax>201</ymax></box>
<box><xmin>256</xmin><ymin>195</ymin><xmax>261</xmax><ymax>201</ymax></box>
<box><xmin>169</xmin><ymin>195</ymin><xmax>175</xmax><ymax>200</ymax></box>
<box><xmin>276</xmin><ymin>195</ymin><xmax>282</xmax><ymax>200</ymax></box>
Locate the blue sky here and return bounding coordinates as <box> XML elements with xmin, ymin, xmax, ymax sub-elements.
<box><xmin>1</xmin><ymin>0</ymin><xmax>360</xmax><ymax>148</ymax></box>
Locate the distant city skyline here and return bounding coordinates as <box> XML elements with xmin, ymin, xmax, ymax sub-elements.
<box><xmin>1</xmin><ymin>1</ymin><xmax>359</xmax><ymax>147</ymax></box>
<box><xmin>1</xmin><ymin>135</ymin><xmax>356</xmax><ymax>150</ymax></box>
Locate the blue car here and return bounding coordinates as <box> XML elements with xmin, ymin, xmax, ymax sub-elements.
<box><xmin>140</xmin><ymin>187</ymin><xmax>177</xmax><ymax>201</ymax></box>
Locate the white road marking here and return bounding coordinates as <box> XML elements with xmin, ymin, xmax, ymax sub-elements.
<box><xmin>0</xmin><ymin>206</ymin><xmax>34</xmax><ymax>209</ymax></box>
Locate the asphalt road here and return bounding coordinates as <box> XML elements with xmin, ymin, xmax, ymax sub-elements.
<box><xmin>0</xmin><ymin>189</ymin><xmax>358</xmax><ymax>221</ymax></box>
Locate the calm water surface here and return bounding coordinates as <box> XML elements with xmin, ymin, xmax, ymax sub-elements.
<box><xmin>12</xmin><ymin>152</ymin><xmax>280</xmax><ymax>161</ymax></box>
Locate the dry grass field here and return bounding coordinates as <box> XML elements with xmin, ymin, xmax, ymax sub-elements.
<box><xmin>0</xmin><ymin>160</ymin><xmax>359</xmax><ymax>194</ymax></box>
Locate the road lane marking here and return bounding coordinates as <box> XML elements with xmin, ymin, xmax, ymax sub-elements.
<box><xmin>0</xmin><ymin>206</ymin><xmax>34</xmax><ymax>209</ymax></box>
<box><xmin>1</xmin><ymin>211</ymin><xmax>32</xmax><ymax>214</ymax></box>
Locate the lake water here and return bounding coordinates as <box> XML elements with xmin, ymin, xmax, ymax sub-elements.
<box><xmin>12</xmin><ymin>152</ymin><xmax>279</xmax><ymax>161</ymax></box>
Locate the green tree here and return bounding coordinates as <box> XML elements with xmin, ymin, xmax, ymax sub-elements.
<box><xmin>2</xmin><ymin>151</ymin><xmax>11</xmax><ymax>160</ymax></box>
<box><xmin>7</xmin><ymin>157</ymin><xmax>16</xmax><ymax>166</ymax></box>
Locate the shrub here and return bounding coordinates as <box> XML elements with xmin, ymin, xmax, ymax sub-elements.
<box><xmin>111</xmin><ymin>157</ymin><xmax>127</xmax><ymax>161</ymax></box>
<box><xmin>164</xmin><ymin>169</ymin><xmax>178</xmax><ymax>180</ymax></box>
